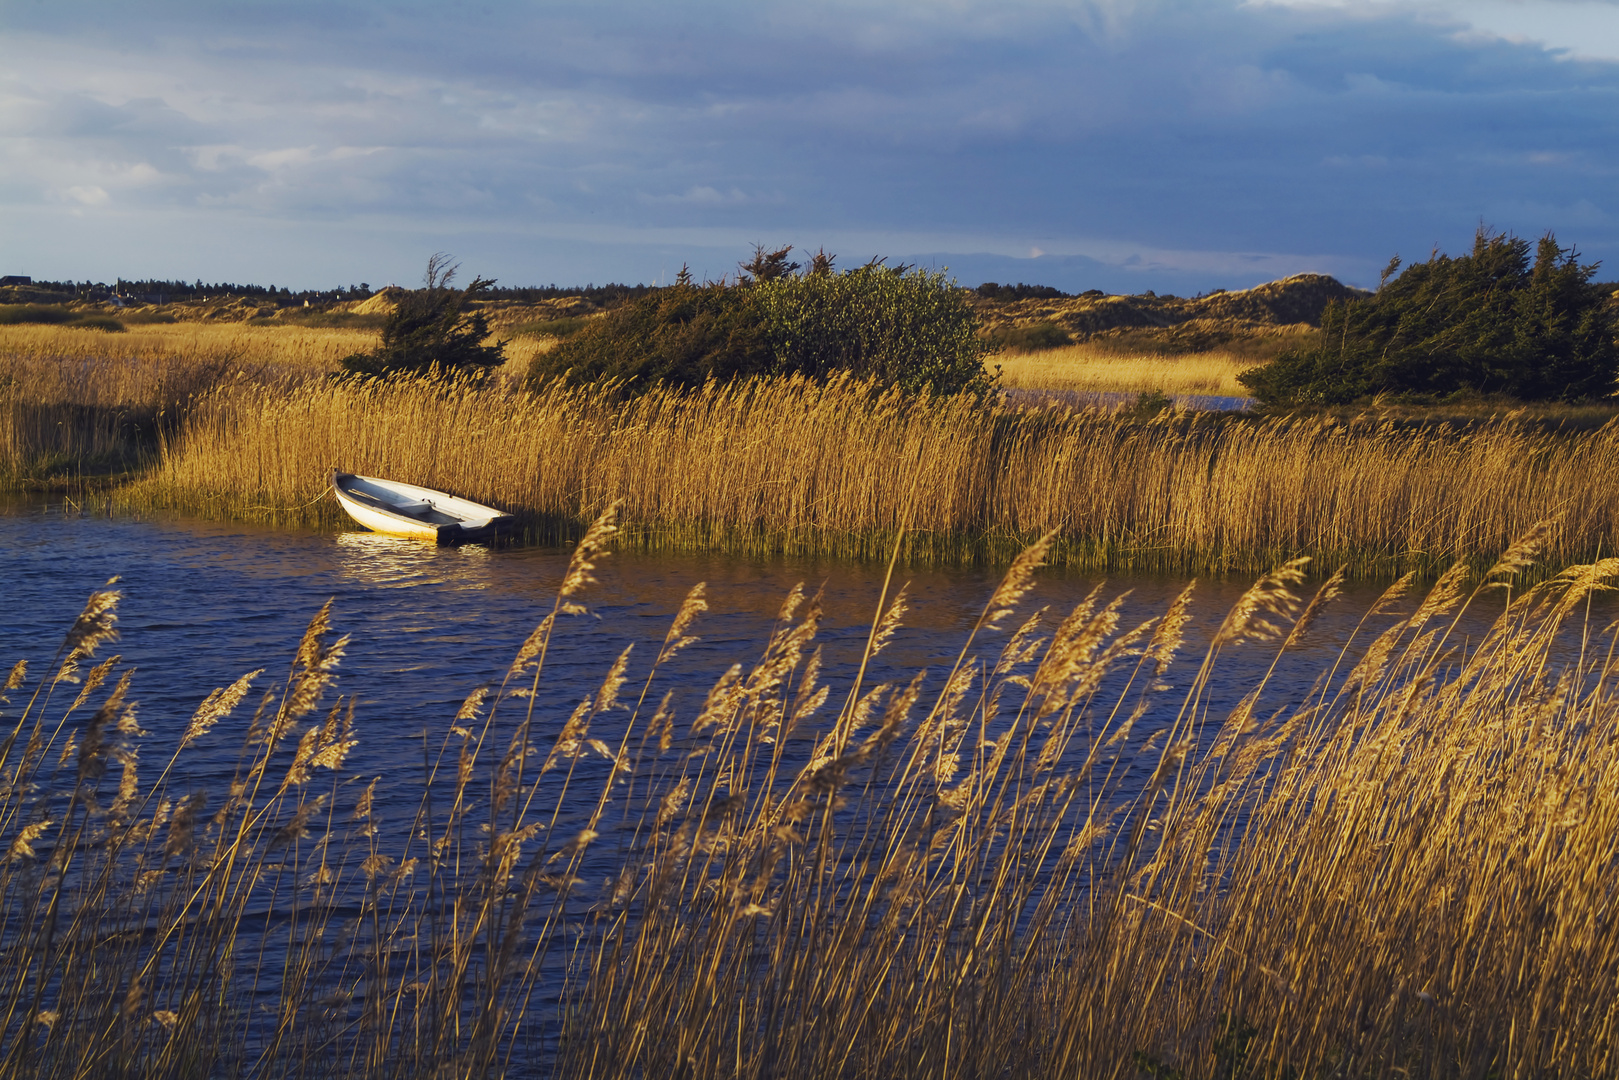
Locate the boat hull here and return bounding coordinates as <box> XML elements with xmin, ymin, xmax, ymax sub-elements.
<box><xmin>331</xmin><ymin>472</ymin><xmax>516</xmax><ymax>545</ymax></box>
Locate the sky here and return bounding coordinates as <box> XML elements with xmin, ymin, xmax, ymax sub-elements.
<box><xmin>2</xmin><ymin>0</ymin><xmax>1618</xmax><ymax>294</ymax></box>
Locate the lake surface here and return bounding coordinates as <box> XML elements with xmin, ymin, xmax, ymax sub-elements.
<box><xmin>5</xmin><ymin>492</ymin><xmax>1395</xmax><ymax>813</ymax></box>
<box><xmin>1</xmin><ymin>493</ymin><xmax>1595</xmax><ymax>1071</ymax></box>
<box><xmin>1003</xmin><ymin>388</ymin><xmax>1255</xmax><ymax>412</ymax></box>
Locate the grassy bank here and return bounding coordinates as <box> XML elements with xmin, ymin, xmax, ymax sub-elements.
<box><xmin>4</xmin><ymin>525</ymin><xmax>1617</xmax><ymax>1077</ymax></box>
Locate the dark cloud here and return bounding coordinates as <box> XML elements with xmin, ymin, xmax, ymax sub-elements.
<box><xmin>2</xmin><ymin>1</ymin><xmax>1617</xmax><ymax>290</ymax></box>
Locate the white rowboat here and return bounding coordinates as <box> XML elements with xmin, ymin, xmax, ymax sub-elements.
<box><xmin>331</xmin><ymin>471</ymin><xmax>516</xmax><ymax>545</ymax></box>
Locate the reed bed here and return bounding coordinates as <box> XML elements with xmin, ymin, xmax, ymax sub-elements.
<box><xmin>995</xmin><ymin>344</ymin><xmax>1252</xmax><ymax>396</ymax></box>
<box><xmin>0</xmin><ymin>324</ymin><xmax>355</xmax><ymax>485</ymax></box>
<box><xmin>4</xmin><ymin>518</ymin><xmax>1617</xmax><ymax>1078</ymax></box>
<box><xmin>142</xmin><ymin>371</ymin><xmax>1619</xmax><ymax>576</ymax></box>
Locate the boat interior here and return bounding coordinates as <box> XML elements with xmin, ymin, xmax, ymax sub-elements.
<box><xmin>339</xmin><ymin>481</ymin><xmax>464</xmax><ymax>525</ymax></box>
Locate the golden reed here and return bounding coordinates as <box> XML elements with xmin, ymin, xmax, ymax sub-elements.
<box><xmin>143</xmin><ymin>370</ymin><xmax>1619</xmax><ymax>575</ymax></box>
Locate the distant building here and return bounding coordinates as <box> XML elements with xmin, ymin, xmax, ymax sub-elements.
<box><xmin>0</xmin><ymin>275</ymin><xmax>30</xmax><ymax>286</ymax></box>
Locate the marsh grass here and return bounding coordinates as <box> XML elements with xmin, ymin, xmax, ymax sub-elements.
<box><xmin>136</xmin><ymin>371</ymin><xmax>1619</xmax><ymax>578</ymax></box>
<box><xmin>4</xmin><ymin>520</ymin><xmax>1618</xmax><ymax>1078</ymax></box>
<box><xmin>0</xmin><ymin>322</ymin><xmax>379</xmax><ymax>372</ymax></box>
<box><xmin>0</xmin><ymin>325</ymin><xmax>371</xmax><ymax>486</ymax></box>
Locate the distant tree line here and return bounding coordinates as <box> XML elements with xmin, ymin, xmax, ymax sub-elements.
<box><xmin>10</xmin><ymin>277</ymin><xmax>666</xmax><ymax>308</ymax></box>
<box><xmin>975</xmin><ymin>282</ymin><xmax>1075</xmax><ymax>302</ymax></box>
<box><xmin>109</xmin><ymin>279</ymin><xmax>379</xmax><ymax>303</ymax></box>
<box><xmin>479</xmin><ymin>283</ymin><xmax>657</xmax><ymax>305</ymax></box>
<box><xmin>17</xmin><ymin>273</ymin><xmax>1105</xmax><ymax>312</ymax></box>
<box><xmin>10</xmin><ymin>279</ymin><xmax>378</xmax><ymax>304</ymax></box>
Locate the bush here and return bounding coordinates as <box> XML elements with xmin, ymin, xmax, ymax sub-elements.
<box><xmin>338</xmin><ymin>255</ymin><xmax>506</xmax><ymax>379</ymax></box>
<box><xmin>991</xmin><ymin>322</ymin><xmax>1073</xmax><ymax>352</ymax></box>
<box><xmin>752</xmin><ymin>263</ymin><xmax>997</xmax><ymax>395</ymax></box>
<box><xmin>510</xmin><ymin>315</ymin><xmax>591</xmax><ymax>339</ymax></box>
<box><xmin>1239</xmin><ymin>229</ymin><xmax>1619</xmax><ymax>406</ymax></box>
<box><xmin>525</xmin><ymin>283</ymin><xmax>773</xmax><ymax>392</ymax></box>
<box><xmin>528</xmin><ymin>256</ymin><xmax>997</xmax><ymax>397</ymax></box>
<box><xmin>68</xmin><ymin>315</ymin><xmax>126</xmax><ymax>333</ymax></box>
<box><xmin>0</xmin><ymin>304</ymin><xmax>78</xmax><ymax>325</ymax></box>
<box><xmin>1126</xmin><ymin>389</ymin><xmax>1173</xmax><ymax>418</ymax></box>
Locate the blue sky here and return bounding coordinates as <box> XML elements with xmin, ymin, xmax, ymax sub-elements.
<box><xmin>3</xmin><ymin>0</ymin><xmax>1618</xmax><ymax>294</ymax></box>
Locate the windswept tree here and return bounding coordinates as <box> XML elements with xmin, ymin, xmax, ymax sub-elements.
<box><xmin>340</xmin><ymin>254</ymin><xmax>506</xmax><ymax>379</ymax></box>
<box><xmin>738</xmin><ymin>244</ymin><xmax>800</xmax><ymax>284</ymax></box>
<box><xmin>1239</xmin><ymin>229</ymin><xmax>1619</xmax><ymax>406</ymax></box>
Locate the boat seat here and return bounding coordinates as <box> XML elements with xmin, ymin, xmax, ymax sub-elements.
<box><xmin>391</xmin><ymin>499</ymin><xmax>434</xmax><ymax>517</ymax></box>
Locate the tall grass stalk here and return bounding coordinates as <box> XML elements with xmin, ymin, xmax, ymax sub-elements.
<box><xmin>145</xmin><ymin>370</ymin><xmax>1619</xmax><ymax>577</ymax></box>
<box><xmin>4</xmin><ymin>523</ymin><xmax>1618</xmax><ymax>1077</ymax></box>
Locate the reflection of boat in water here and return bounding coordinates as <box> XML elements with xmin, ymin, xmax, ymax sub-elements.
<box><xmin>331</xmin><ymin>471</ymin><xmax>516</xmax><ymax>545</ymax></box>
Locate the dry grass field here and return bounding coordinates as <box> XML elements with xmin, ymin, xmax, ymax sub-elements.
<box><xmin>4</xmin><ymin>520</ymin><xmax>1617</xmax><ymax>1078</ymax></box>
<box><xmin>0</xmin><ymin>320</ymin><xmax>377</xmax><ymax>371</ymax></box>
<box><xmin>993</xmin><ymin>342</ymin><xmax>1253</xmax><ymax>397</ymax></box>
<box><xmin>0</xmin><ymin>323</ymin><xmax>362</xmax><ymax>486</ymax></box>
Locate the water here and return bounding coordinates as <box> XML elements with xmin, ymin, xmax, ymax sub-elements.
<box><xmin>0</xmin><ymin>494</ymin><xmax>1564</xmax><ymax>1071</ymax></box>
<box><xmin>1003</xmin><ymin>387</ymin><xmax>1255</xmax><ymax>412</ymax></box>
<box><xmin>5</xmin><ymin>494</ymin><xmax>1390</xmax><ymax>805</ymax></box>
<box><xmin>1</xmin><ymin>493</ymin><xmax>1411</xmax><ymax>879</ymax></box>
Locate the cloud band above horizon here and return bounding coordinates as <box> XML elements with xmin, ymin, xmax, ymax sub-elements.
<box><xmin>2</xmin><ymin>0</ymin><xmax>1617</xmax><ymax>293</ymax></box>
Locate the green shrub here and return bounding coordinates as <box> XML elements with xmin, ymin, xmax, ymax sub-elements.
<box><xmin>1126</xmin><ymin>389</ymin><xmax>1173</xmax><ymax>418</ymax></box>
<box><xmin>281</xmin><ymin>309</ymin><xmax>388</xmax><ymax>330</ymax></box>
<box><xmin>991</xmin><ymin>322</ymin><xmax>1073</xmax><ymax>352</ymax></box>
<box><xmin>510</xmin><ymin>315</ymin><xmax>591</xmax><ymax>339</ymax></box>
<box><xmin>752</xmin><ymin>263</ymin><xmax>996</xmax><ymax>395</ymax></box>
<box><xmin>0</xmin><ymin>304</ymin><xmax>77</xmax><ymax>325</ymax></box>
<box><xmin>120</xmin><ymin>310</ymin><xmax>177</xmax><ymax>325</ymax></box>
<box><xmin>339</xmin><ymin>255</ymin><xmax>506</xmax><ymax>379</ymax></box>
<box><xmin>1239</xmin><ymin>230</ymin><xmax>1619</xmax><ymax>406</ymax></box>
<box><xmin>68</xmin><ymin>315</ymin><xmax>126</xmax><ymax>332</ymax></box>
<box><xmin>528</xmin><ymin>257</ymin><xmax>997</xmax><ymax>397</ymax></box>
<box><xmin>526</xmin><ymin>282</ymin><xmax>773</xmax><ymax>392</ymax></box>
